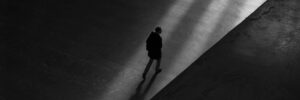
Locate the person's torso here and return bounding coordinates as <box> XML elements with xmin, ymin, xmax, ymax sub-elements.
<box><xmin>147</xmin><ymin>33</ymin><xmax>162</xmax><ymax>51</ymax></box>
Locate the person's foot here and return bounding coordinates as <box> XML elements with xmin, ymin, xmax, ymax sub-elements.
<box><xmin>142</xmin><ymin>74</ymin><xmax>146</xmax><ymax>79</ymax></box>
<box><xmin>156</xmin><ymin>68</ymin><xmax>162</xmax><ymax>73</ymax></box>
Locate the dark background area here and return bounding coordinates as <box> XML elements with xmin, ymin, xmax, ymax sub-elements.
<box><xmin>3</xmin><ymin>0</ymin><xmax>175</xmax><ymax>100</ymax></box>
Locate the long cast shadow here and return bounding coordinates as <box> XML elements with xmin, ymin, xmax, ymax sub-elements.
<box><xmin>129</xmin><ymin>79</ymin><xmax>146</xmax><ymax>100</ymax></box>
<box><xmin>130</xmin><ymin>60</ymin><xmax>162</xmax><ymax>100</ymax></box>
<box><xmin>143</xmin><ymin>69</ymin><xmax>162</xmax><ymax>95</ymax></box>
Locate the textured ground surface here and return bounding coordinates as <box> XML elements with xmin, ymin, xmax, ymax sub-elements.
<box><xmin>153</xmin><ymin>0</ymin><xmax>300</xmax><ymax>99</ymax></box>
<box><xmin>4</xmin><ymin>0</ymin><xmax>174</xmax><ymax>100</ymax></box>
<box><xmin>3</xmin><ymin>0</ymin><xmax>264</xmax><ymax>100</ymax></box>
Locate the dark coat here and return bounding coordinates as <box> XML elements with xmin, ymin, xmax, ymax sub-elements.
<box><xmin>146</xmin><ymin>32</ymin><xmax>162</xmax><ymax>59</ymax></box>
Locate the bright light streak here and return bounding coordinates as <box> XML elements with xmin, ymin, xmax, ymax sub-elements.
<box><xmin>145</xmin><ymin>0</ymin><xmax>266</xmax><ymax>99</ymax></box>
<box><xmin>99</xmin><ymin>0</ymin><xmax>265</xmax><ymax>100</ymax></box>
<box><xmin>145</xmin><ymin>0</ymin><xmax>231</xmax><ymax>99</ymax></box>
<box><xmin>98</xmin><ymin>0</ymin><xmax>195</xmax><ymax>100</ymax></box>
<box><xmin>159</xmin><ymin>0</ymin><xmax>195</xmax><ymax>41</ymax></box>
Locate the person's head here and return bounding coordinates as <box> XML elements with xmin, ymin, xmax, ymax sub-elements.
<box><xmin>155</xmin><ymin>26</ymin><xmax>162</xmax><ymax>34</ymax></box>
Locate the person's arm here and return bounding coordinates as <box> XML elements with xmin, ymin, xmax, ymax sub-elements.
<box><xmin>159</xmin><ymin>36</ymin><xmax>162</xmax><ymax>49</ymax></box>
<box><xmin>146</xmin><ymin>33</ymin><xmax>153</xmax><ymax>51</ymax></box>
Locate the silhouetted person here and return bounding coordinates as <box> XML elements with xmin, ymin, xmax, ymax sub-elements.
<box><xmin>143</xmin><ymin>27</ymin><xmax>163</xmax><ymax>79</ymax></box>
<box><xmin>131</xmin><ymin>27</ymin><xmax>163</xmax><ymax>100</ymax></box>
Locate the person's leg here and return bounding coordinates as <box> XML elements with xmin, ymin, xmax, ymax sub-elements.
<box><xmin>155</xmin><ymin>58</ymin><xmax>162</xmax><ymax>72</ymax></box>
<box><xmin>143</xmin><ymin>59</ymin><xmax>153</xmax><ymax>79</ymax></box>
